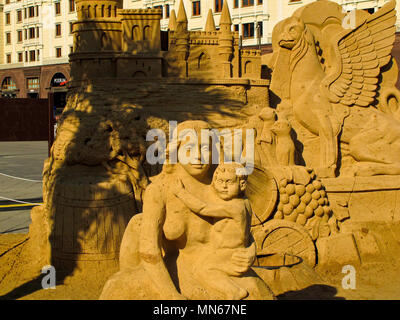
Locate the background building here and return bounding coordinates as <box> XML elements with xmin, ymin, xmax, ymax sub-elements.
<box><xmin>127</xmin><ymin>0</ymin><xmax>400</xmax><ymax>46</ymax></box>
<box><xmin>0</xmin><ymin>0</ymin><xmax>77</xmax><ymax>106</ymax></box>
<box><xmin>0</xmin><ymin>0</ymin><xmax>399</xmax><ymax>102</ymax></box>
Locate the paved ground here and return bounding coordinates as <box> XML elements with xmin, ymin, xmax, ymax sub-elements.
<box><xmin>0</xmin><ymin>141</ymin><xmax>48</xmax><ymax>234</ymax></box>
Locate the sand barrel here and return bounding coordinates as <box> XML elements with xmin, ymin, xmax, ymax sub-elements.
<box><xmin>49</xmin><ymin>175</ymin><xmax>136</xmax><ymax>264</ymax></box>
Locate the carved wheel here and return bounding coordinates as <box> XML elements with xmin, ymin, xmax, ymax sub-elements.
<box><xmin>245</xmin><ymin>166</ymin><xmax>278</xmax><ymax>226</ymax></box>
<box><xmin>252</xmin><ymin>220</ymin><xmax>316</xmax><ymax>267</ymax></box>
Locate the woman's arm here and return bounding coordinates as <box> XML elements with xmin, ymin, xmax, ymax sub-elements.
<box><xmin>139</xmin><ymin>183</ymin><xmax>186</xmax><ymax>299</ymax></box>
<box><xmin>172</xmin><ymin>179</ymin><xmax>237</xmax><ymax>219</ymax></box>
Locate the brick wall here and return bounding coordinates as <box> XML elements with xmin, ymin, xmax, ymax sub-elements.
<box><xmin>0</xmin><ymin>98</ymin><xmax>49</xmax><ymax>141</ymax></box>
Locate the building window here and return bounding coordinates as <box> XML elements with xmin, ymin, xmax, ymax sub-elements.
<box><xmin>70</xmin><ymin>22</ymin><xmax>74</xmax><ymax>34</ymax></box>
<box><xmin>243</xmin><ymin>23</ymin><xmax>254</xmax><ymax>38</ymax></box>
<box><xmin>29</xmin><ymin>27</ymin><xmax>35</xmax><ymax>39</ymax></box>
<box><xmin>234</xmin><ymin>0</ymin><xmax>239</xmax><ymax>8</ymax></box>
<box><xmin>27</xmin><ymin>77</ymin><xmax>39</xmax><ymax>89</ymax></box>
<box><xmin>215</xmin><ymin>0</ymin><xmax>223</xmax><ymax>13</ymax></box>
<box><xmin>18</xmin><ymin>30</ymin><xmax>23</xmax><ymax>42</ymax></box>
<box><xmin>257</xmin><ymin>0</ymin><xmax>263</xmax><ymax>4</ymax></box>
<box><xmin>192</xmin><ymin>1</ymin><xmax>201</xmax><ymax>16</ymax></box>
<box><xmin>28</xmin><ymin>6</ymin><xmax>35</xmax><ymax>18</ymax></box>
<box><xmin>234</xmin><ymin>24</ymin><xmax>239</xmax><ymax>32</ymax></box>
<box><xmin>18</xmin><ymin>52</ymin><xmax>23</xmax><ymax>62</ymax></box>
<box><xmin>242</xmin><ymin>0</ymin><xmax>254</xmax><ymax>7</ymax></box>
<box><xmin>154</xmin><ymin>5</ymin><xmax>163</xmax><ymax>18</ymax></box>
<box><xmin>36</xmin><ymin>27</ymin><xmax>40</xmax><ymax>38</ymax></box>
<box><xmin>69</xmin><ymin>0</ymin><xmax>75</xmax><ymax>12</ymax></box>
<box><xmin>17</xmin><ymin>10</ymin><xmax>22</xmax><ymax>22</ymax></box>
<box><xmin>6</xmin><ymin>54</ymin><xmax>11</xmax><ymax>64</ymax></box>
<box><xmin>6</xmin><ymin>33</ymin><xmax>11</xmax><ymax>45</ymax></box>
<box><xmin>55</xmin><ymin>2</ymin><xmax>61</xmax><ymax>15</ymax></box>
<box><xmin>6</xmin><ymin>0</ymin><xmax>10</xmax><ymax>4</ymax></box>
<box><xmin>56</xmin><ymin>47</ymin><xmax>62</xmax><ymax>57</ymax></box>
<box><xmin>29</xmin><ymin>50</ymin><xmax>36</xmax><ymax>61</ymax></box>
<box><xmin>24</xmin><ymin>29</ymin><xmax>27</xmax><ymax>39</ymax></box>
<box><xmin>6</xmin><ymin>13</ymin><xmax>11</xmax><ymax>25</ymax></box>
<box><xmin>55</xmin><ymin>24</ymin><xmax>62</xmax><ymax>37</ymax></box>
<box><xmin>70</xmin><ymin>46</ymin><xmax>74</xmax><ymax>53</ymax></box>
<box><xmin>165</xmin><ymin>4</ymin><xmax>170</xmax><ymax>18</ymax></box>
<box><xmin>2</xmin><ymin>77</ymin><xmax>17</xmax><ymax>90</ymax></box>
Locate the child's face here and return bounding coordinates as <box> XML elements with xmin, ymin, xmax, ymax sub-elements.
<box><xmin>212</xmin><ymin>170</ymin><xmax>244</xmax><ymax>201</ymax></box>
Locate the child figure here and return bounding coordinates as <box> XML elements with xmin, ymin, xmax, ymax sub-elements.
<box><xmin>171</xmin><ymin>162</ymin><xmax>255</xmax><ymax>300</ymax></box>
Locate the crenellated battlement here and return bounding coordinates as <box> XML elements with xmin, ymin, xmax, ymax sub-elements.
<box><xmin>119</xmin><ymin>8</ymin><xmax>162</xmax><ymax>15</ymax></box>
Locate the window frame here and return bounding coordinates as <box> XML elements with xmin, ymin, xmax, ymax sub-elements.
<box><xmin>165</xmin><ymin>4</ymin><xmax>170</xmax><ymax>18</ymax></box>
<box><xmin>6</xmin><ymin>32</ymin><xmax>11</xmax><ymax>45</ymax></box>
<box><xmin>5</xmin><ymin>12</ymin><xmax>11</xmax><ymax>25</ymax></box>
<box><xmin>28</xmin><ymin>6</ymin><xmax>35</xmax><ymax>18</ymax></box>
<box><xmin>29</xmin><ymin>50</ymin><xmax>36</xmax><ymax>62</ymax></box>
<box><xmin>56</xmin><ymin>47</ymin><xmax>62</xmax><ymax>58</ymax></box>
<box><xmin>192</xmin><ymin>1</ymin><xmax>201</xmax><ymax>16</ymax></box>
<box><xmin>69</xmin><ymin>0</ymin><xmax>76</xmax><ymax>13</ymax></box>
<box><xmin>29</xmin><ymin>27</ymin><xmax>35</xmax><ymax>39</ymax></box>
<box><xmin>55</xmin><ymin>2</ymin><xmax>61</xmax><ymax>15</ymax></box>
<box><xmin>55</xmin><ymin>23</ymin><xmax>62</xmax><ymax>37</ymax></box>
<box><xmin>17</xmin><ymin>10</ymin><xmax>22</xmax><ymax>23</ymax></box>
<box><xmin>215</xmin><ymin>0</ymin><xmax>223</xmax><ymax>13</ymax></box>
<box><xmin>17</xmin><ymin>30</ymin><xmax>23</xmax><ymax>42</ymax></box>
<box><xmin>242</xmin><ymin>22</ymin><xmax>255</xmax><ymax>38</ymax></box>
<box><xmin>242</xmin><ymin>0</ymin><xmax>254</xmax><ymax>7</ymax></box>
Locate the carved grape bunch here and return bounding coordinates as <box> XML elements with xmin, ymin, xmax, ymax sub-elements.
<box><xmin>274</xmin><ymin>171</ymin><xmax>332</xmax><ymax>233</ymax></box>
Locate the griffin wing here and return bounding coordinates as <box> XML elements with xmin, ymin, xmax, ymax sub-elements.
<box><xmin>322</xmin><ymin>0</ymin><xmax>396</xmax><ymax>107</ymax></box>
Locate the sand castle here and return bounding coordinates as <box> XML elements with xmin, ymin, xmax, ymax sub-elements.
<box><xmin>2</xmin><ymin>0</ymin><xmax>400</xmax><ymax>300</ymax></box>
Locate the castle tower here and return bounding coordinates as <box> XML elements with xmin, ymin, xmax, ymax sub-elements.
<box><xmin>120</xmin><ymin>9</ymin><xmax>162</xmax><ymax>54</ymax></box>
<box><xmin>175</xmin><ymin>0</ymin><xmax>189</xmax><ymax>76</ymax></box>
<box><xmin>218</xmin><ymin>2</ymin><xmax>233</xmax><ymax>78</ymax></box>
<box><xmin>73</xmin><ymin>0</ymin><xmax>123</xmax><ymax>53</ymax></box>
<box><xmin>71</xmin><ymin>0</ymin><xmax>124</xmax><ymax>80</ymax></box>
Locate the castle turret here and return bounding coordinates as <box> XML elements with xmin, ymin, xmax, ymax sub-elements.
<box><xmin>176</xmin><ymin>0</ymin><xmax>188</xmax><ymax>32</ymax></box>
<box><xmin>175</xmin><ymin>0</ymin><xmax>189</xmax><ymax>76</ymax></box>
<box><xmin>218</xmin><ymin>2</ymin><xmax>233</xmax><ymax>78</ymax></box>
<box><xmin>205</xmin><ymin>9</ymin><xmax>216</xmax><ymax>32</ymax></box>
<box><xmin>168</xmin><ymin>9</ymin><xmax>177</xmax><ymax>31</ymax></box>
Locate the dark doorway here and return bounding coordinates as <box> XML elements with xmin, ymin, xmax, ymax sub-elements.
<box><xmin>27</xmin><ymin>92</ymin><xmax>39</xmax><ymax>99</ymax></box>
<box><xmin>50</xmin><ymin>72</ymin><xmax>68</xmax><ymax>120</ymax></box>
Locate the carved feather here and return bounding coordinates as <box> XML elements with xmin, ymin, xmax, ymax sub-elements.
<box><xmin>321</xmin><ymin>0</ymin><xmax>396</xmax><ymax>108</ymax></box>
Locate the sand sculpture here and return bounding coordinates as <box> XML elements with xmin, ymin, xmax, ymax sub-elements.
<box><xmin>100</xmin><ymin>122</ymin><xmax>274</xmax><ymax>299</ymax></box>
<box><xmin>13</xmin><ymin>0</ymin><xmax>400</xmax><ymax>300</ymax></box>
